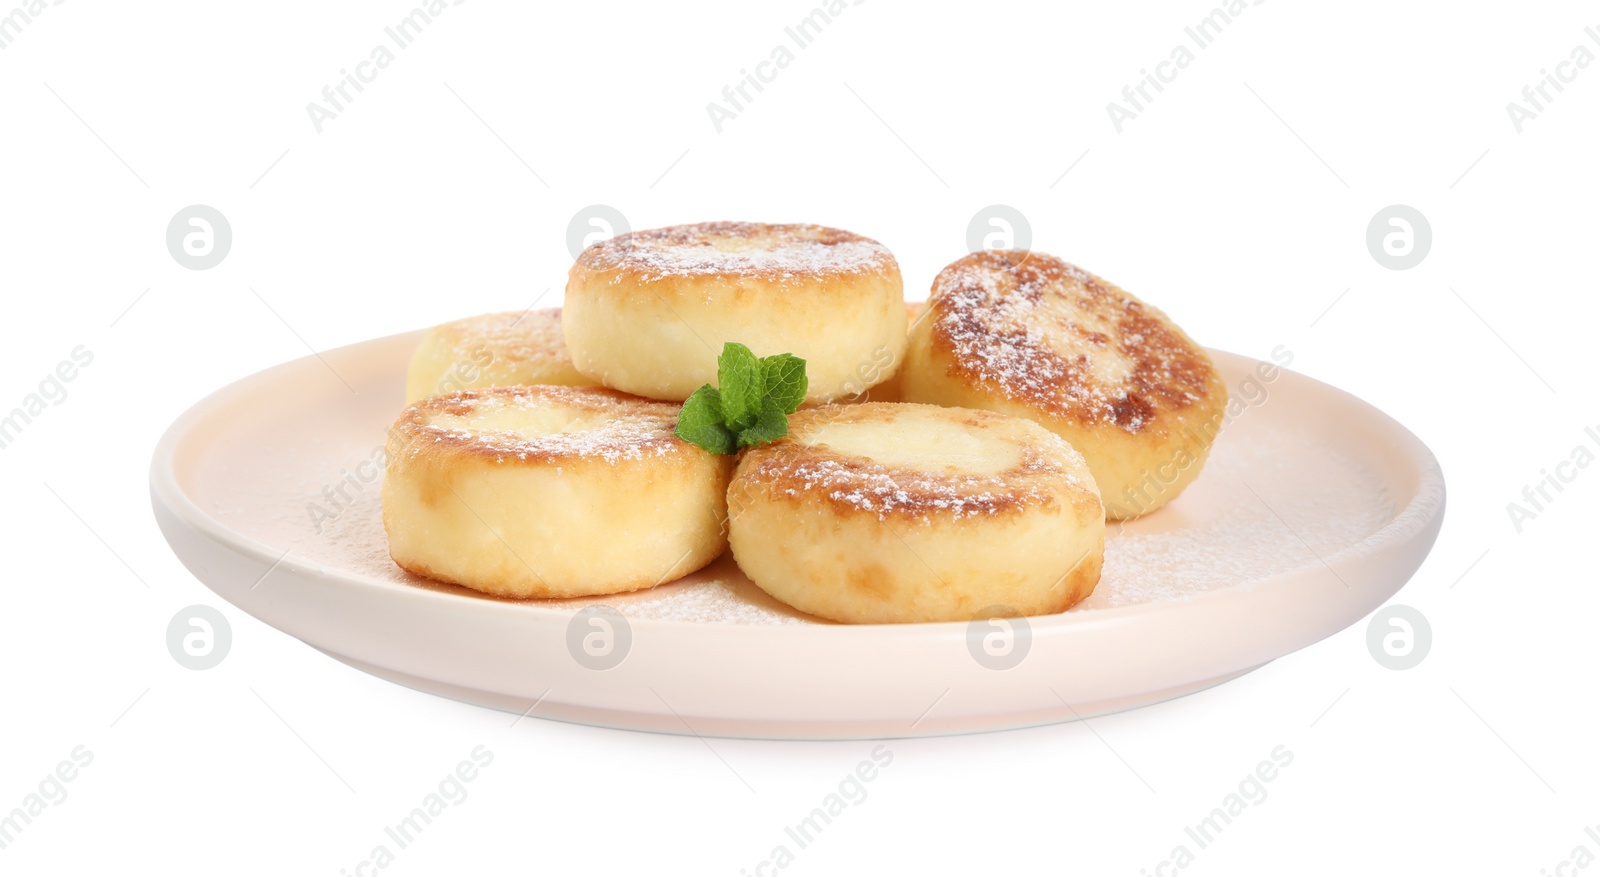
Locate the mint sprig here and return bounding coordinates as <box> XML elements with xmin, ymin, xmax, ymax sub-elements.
<box><xmin>674</xmin><ymin>343</ymin><xmax>808</xmax><ymax>454</ymax></box>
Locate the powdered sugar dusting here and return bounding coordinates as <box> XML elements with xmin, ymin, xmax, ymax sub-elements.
<box><xmin>739</xmin><ymin>403</ymin><xmax>1093</xmax><ymax>521</ymax></box>
<box><xmin>753</xmin><ymin>453</ymin><xmax>1066</xmax><ymax>521</ymax></box>
<box><xmin>399</xmin><ymin>385</ymin><xmax>683</xmax><ymax>465</ymax></box>
<box><xmin>932</xmin><ymin>251</ymin><xmax>1218</xmax><ymax>433</ymax></box>
<box><xmin>429</xmin><ymin>308</ymin><xmax>569</xmax><ymax>371</ymax></box>
<box><xmin>1078</xmin><ymin>431</ymin><xmax>1393</xmax><ymax>609</ymax></box>
<box><xmin>577</xmin><ymin>222</ymin><xmax>896</xmax><ymax>285</ymax></box>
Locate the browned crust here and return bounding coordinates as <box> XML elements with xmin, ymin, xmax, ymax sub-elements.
<box><xmin>926</xmin><ymin>250</ymin><xmax>1223</xmax><ymax>436</ymax></box>
<box><xmin>386</xmin><ymin>545</ymin><xmax>725</xmax><ymax>601</ymax></box>
<box><xmin>730</xmin><ymin>403</ymin><xmax>1100</xmax><ymax>523</ymax></box>
<box><xmin>1049</xmin><ymin>548</ymin><xmax>1104</xmax><ymax>613</ymax></box>
<box><xmin>388</xmin><ymin>384</ymin><xmax>695</xmax><ymax>467</ymax></box>
<box><xmin>571</xmin><ymin>221</ymin><xmax>898</xmax><ymax>285</ymax></box>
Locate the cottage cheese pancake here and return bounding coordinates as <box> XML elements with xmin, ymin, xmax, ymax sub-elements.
<box><xmin>903</xmin><ymin>251</ymin><xmax>1226</xmax><ymax>519</ymax></box>
<box><xmin>563</xmin><ymin>222</ymin><xmax>906</xmax><ymax>403</ymax></box>
<box><xmin>404</xmin><ymin>309</ymin><xmax>589</xmax><ymax>403</ymax></box>
<box><xmin>728</xmin><ymin>403</ymin><xmax>1104</xmax><ymax>623</ymax></box>
<box><xmin>382</xmin><ymin>385</ymin><xmax>732</xmax><ymax>598</ymax></box>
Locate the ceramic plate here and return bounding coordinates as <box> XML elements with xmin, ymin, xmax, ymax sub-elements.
<box><xmin>150</xmin><ymin>331</ymin><xmax>1445</xmax><ymax>738</ymax></box>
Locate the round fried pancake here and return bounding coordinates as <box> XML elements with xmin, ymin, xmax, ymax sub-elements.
<box><xmin>728</xmin><ymin>403</ymin><xmax>1104</xmax><ymax>624</ymax></box>
<box><xmin>405</xmin><ymin>309</ymin><xmax>589</xmax><ymax>403</ymax></box>
<box><xmin>563</xmin><ymin>222</ymin><xmax>906</xmax><ymax>403</ymax></box>
<box><xmin>857</xmin><ymin>300</ymin><xmax>926</xmax><ymax>404</ymax></box>
<box><xmin>902</xmin><ymin>251</ymin><xmax>1226</xmax><ymax>519</ymax></box>
<box><xmin>383</xmin><ymin>385</ymin><xmax>732</xmax><ymax>598</ymax></box>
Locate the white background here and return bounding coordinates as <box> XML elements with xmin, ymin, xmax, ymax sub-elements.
<box><xmin>2</xmin><ymin>0</ymin><xmax>1597</xmax><ymax>873</ymax></box>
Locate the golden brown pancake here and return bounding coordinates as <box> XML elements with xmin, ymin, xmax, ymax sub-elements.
<box><xmin>383</xmin><ymin>385</ymin><xmax>732</xmax><ymax>598</ymax></box>
<box><xmin>727</xmin><ymin>402</ymin><xmax>1104</xmax><ymax>623</ymax></box>
<box><xmin>563</xmin><ymin>222</ymin><xmax>906</xmax><ymax>403</ymax></box>
<box><xmin>405</xmin><ymin>308</ymin><xmax>588</xmax><ymax>403</ymax></box>
<box><xmin>902</xmin><ymin>250</ymin><xmax>1226</xmax><ymax>519</ymax></box>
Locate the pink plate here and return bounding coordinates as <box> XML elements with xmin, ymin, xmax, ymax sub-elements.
<box><xmin>150</xmin><ymin>331</ymin><xmax>1444</xmax><ymax>738</ymax></box>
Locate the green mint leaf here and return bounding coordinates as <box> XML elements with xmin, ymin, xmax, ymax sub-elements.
<box><xmin>674</xmin><ymin>344</ymin><xmax>810</xmax><ymax>455</ymax></box>
<box><xmin>674</xmin><ymin>385</ymin><xmax>737</xmax><ymax>455</ymax></box>
<box><xmin>736</xmin><ymin>398</ymin><xmax>790</xmax><ymax>448</ymax></box>
<box><xmin>758</xmin><ymin>353</ymin><xmax>808</xmax><ymax>415</ymax></box>
<box><xmin>717</xmin><ymin>342</ymin><xmax>765</xmax><ymax>431</ymax></box>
